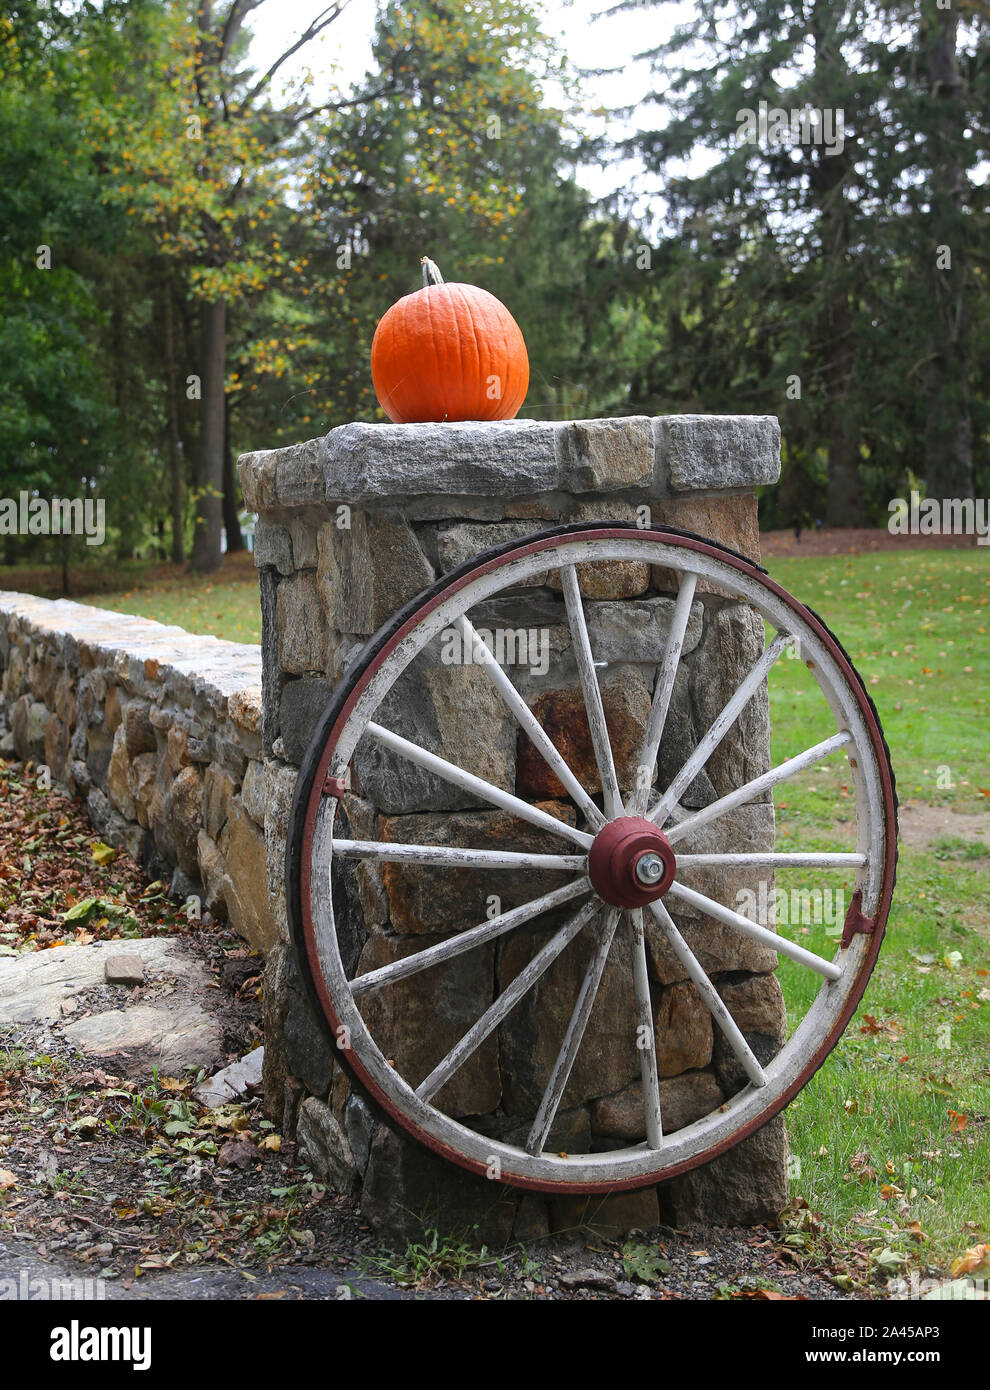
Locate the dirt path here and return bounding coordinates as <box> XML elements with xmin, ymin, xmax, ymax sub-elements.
<box><xmin>761</xmin><ymin>527</ymin><xmax>983</xmax><ymax>558</ymax></box>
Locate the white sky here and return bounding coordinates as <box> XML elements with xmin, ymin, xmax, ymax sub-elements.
<box><xmin>247</xmin><ymin>0</ymin><xmax>694</xmax><ymax>204</ymax></box>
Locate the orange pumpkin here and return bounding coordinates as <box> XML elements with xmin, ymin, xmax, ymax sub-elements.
<box><xmin>370</xmin><ymin>257</ymin><xmax>529</xmax><ymax>424</ymax></box>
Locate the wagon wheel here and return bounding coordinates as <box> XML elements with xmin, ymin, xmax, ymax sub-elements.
<box><xmin>287</xmin><ymin>522</ymin><xmax>898</xmax><ymax>1194</ymax></box>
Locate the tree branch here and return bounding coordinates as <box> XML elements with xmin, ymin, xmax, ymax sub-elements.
<box><xmin>237</xmin><ymin>1</ymin><xmax>349</xmax><ymax>112</ymax></box>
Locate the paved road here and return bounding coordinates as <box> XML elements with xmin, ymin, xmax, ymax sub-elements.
<box><xmin>0</xmin><ymin>1238</ymin><xmax>440</xmax><ymax>1301</ymax></box>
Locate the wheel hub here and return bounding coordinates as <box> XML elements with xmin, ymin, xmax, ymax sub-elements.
<box><xmin>588</xmin><ymin>816</ymin><xmax>677</xmax><ymax>908</ymax></box>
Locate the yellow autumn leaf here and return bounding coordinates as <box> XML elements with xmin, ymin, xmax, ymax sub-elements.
<box><xmin>951</xmin><ymin>1244</ymin><xmax>990</xmax><ymax>1278</ymax></box>
<box><xmin>92</xmin><ymin>842</ymin><xmax>116</xmax><ymax>865</ymax></box>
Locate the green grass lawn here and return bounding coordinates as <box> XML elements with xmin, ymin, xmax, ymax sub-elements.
<box><xmin>761</xmin><ymin>548</ymin><xmax>990</xmax><ymax>1283</ymax></box>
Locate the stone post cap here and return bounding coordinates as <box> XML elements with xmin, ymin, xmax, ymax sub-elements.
<box><xmin>238</xmin><ymin>413</ymin><xmax>780</xmax><ymax>514</ymax></box>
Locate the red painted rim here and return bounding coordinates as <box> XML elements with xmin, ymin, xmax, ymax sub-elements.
<box><xmin>297</xmin><ymin>527</ymin><xmax>898</xmax><ymax>1195</ymax></box>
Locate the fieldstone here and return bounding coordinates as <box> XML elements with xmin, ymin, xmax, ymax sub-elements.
<box><xmin>296</xmin><ymin>1097</ymin><xmax>358</xmax><ymax>1193</ymax></box>
<box><xmin>316</xmin><ymin>508</ymin><xmax>434</xmax><ymax>636</ymax></box>
<box><xmin>355</xmin><ymin>925</ymin><xmax>499</xmax><ymax>1117</ymax></box>
<box><xmin>54</xmin><ymin>671</ymin><xmax>76</xmax><ymax>729</ymax></box>
<box><xmin>498</xmin><ymin>922</ymin><xmax>640</xmax><ymax>1114</ymax></box>
<box><xmin>196</xmin><ymin>829</ymin><xmax>227</xmax><ymax>916</ymax></box>
<box><xmin>166</xmin><ymin>764</ymin><xmax>203</xmax><ymax>876</ymax></box>
<box><xmin>689</xmin><ymin>604</ymin><xmax>772</xmax><ymax>799</ymax></box>
<box><xmin>343</xmin><ymin>1093</ymin><xmax>376</xmax><ymax>1176</ymax></box>
<box><xmin>592</xmin><ymin>1071</ymin><xmax>725</xmax><ymax>1140</ymax></box>
<box><xmin>435</xmin><ymin>520</ymin><xmax>549</xmax><ymax>583</ymax></box>
<box><xmin>241</xmin><ymin>759</ymin><xmax>267</xmax><ymax>827</ymax></box>
<box><xmin>515</xmin><ymin>666</ymin><xmax>653</xmax><ymax>799</ymax></box>
<box><xmin>652</xmin><ymin>665</ymin><xmax>718</xmax><ymax>808</ymax></box>
<box><xmin>549</xmin><ymin>1187</ymin><xmax>660</xmax><ymax>1239</ymax></box>
<box><xmin>253</xmin><ymin>520</ymin><xmax>294</xmax><ymax>575</ymax></box>
<box><xmin>106</xmin><ymin>726</ymin><xmax>136</xmax><ymax>821</ymax></box>
<box><xmin>584</xmin><ymin>595</ymin><xmax>704</xmax><ymax>667</ymax></box>
<box><xmin>237</xmin><ymin>447</ymin><xmax>279</xmax><ymax>512</ymax></box>
<box><xmin>203</xmin><ymin>762</ymin><xmax>235</xmax><ymax>838</ymax></box>
<box><xmin>130</xmin><ymin>753</ymin><xmax>157</xmax><ymax>831</ymax></box>
<box><xmin>12</xmin><ymin>697</ymin><xmax>48</xmax><ymax>762</ymax></box>
<box><xmin>278</xmin><ymin>676</ymin><xmax>331</xmax><ymax>766</ymax></box>
<box><xmin>323</xmin><ymin>419</ymin><xmax>560</xmax><ymax>502</ymax></box>
<box><xmin>558</xmin><ymin>416</ymin><xmax>655</xmax><ymax>492</ymax></box>
<box><xmin>512</xmin><ymin>1192</ymin><xmax>550</xmax><ymax>1243</ymax></box>
<box><xmin>222</xmin><ymin>799</ymin><xmax>278</xmax><ymax>954</ymax></box>
<box><xmin>122</xmin><ymin>700</ymin><xmax>157</xmax><ymax>756</ymax></box>
<box><xmin>62</xmin><ymin>1000</ymin><xmax>223</xmax><ymax>1078</ymax></box>
<box><xmin>657</xmin><ymin>415</ymin><xmax>781</xmax><ymax>493</ymax></box>
<box><xmin>104</xmin><ymin>954</ymin><xmax>145</xmax><ymax>986</ymax></box>
<box><xmin>166</xmin><ymin>723</ymin><xmax>191</xmax><ymax>774</ymax></box>
<box><xmin>44</xmin><ymin>712</ymin><xmax>70</xmax><ymax>779</ymax></box>
<box><xmin>547</xmin><ymin>499</ymin><xmax>651</xmax><ymax>599</ymax></box>
<box><xmin>660</xmin><ymin>1114</ymin><xmax>789</xmax><ymax>1226</ymax></box>
<box><xmin>289</xmin><ymin>513</ymin><xmax>320</xmax><ymax>569</ymax></box>
<box><xmin>712</xmin><ymin>972</ymin><xmax>787</xmax><ymax>1095</ymax></box>
<box><xmin>378</xmin><ymin>802</ymin><xmax>576</xmax><ymax>935</ymax></box>
<box><xmin>277</xmin><ymin>570</ymin><xmax>333</xmax><ymax>675</ymax></box>
<box><xmin>649</xmin><ymin>494</ymin><xmax>762</xmax><ymax>595</ymax></box>
<box><xmin>653</xmin><ymin>981</ymin><xmax>713</xmax><ymax>1076</ymax></box>
<box><xmin>264</xmin><ymin>759</ymin><xmax>299</xmax><ymax>935</ymax></box>
<box><xmin>104</xmin><ymin>685</ymin><xmax>122</xmax><ymax>735</ymax></box>
<box><xmin>261</xmin><ymin>941</ymin><xmax>334</xmax><ymax>1112</ymax></box>
<box><xmin>361</xmin><ymin>1123</ymin><xmax>517</xmax><ymax>1245</ymax></box>
<box><xmin>352</xmin><ymin>661</ymin><xmax>515</xmax><ymax>815</ymax></box>
<box><xmin>193</xmin><ymin>1046</ymin><xmax>265</xmax><ymax>1108</ymax></box>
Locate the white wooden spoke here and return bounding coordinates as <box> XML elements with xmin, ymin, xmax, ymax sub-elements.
<box><xmin>415</xmin><ymin>899</ymin><xmax>601</xmax><ymax>1103</ymax></box>
<box><xmin>350</xmin><ymin>879</ymin><xmax>592</xmax><ymax>999</ymax></box>
<box><xmin>676</xmin><ymin>852</ymin><xmax>866</xmax><ymax>869</ymax></box>
<box><xmin>630</xmin><ymin>908</ymin><xmax>663</xmax><ymax>1149</ymax></box>
<box><xmin>665</xmin><ymin>730</ymin><xmax>854</xmax><ymax>845</ymax></box>
<box><xmin>629</xmin><ymin>572</ymin><xmax>698</xmax><ymax>817</ymax></box>
<box><xmin>666</xmin><ymin>880</ymin><xmax>843</xmax><ymax>981</ymax></box>
<box><xmin>647</xmin><ymin>898</ymin><xmax>768</xmax><ymax>1089</ymax></box>
<box><xmin>647</xmin><ymin>631</ymin><xmax>793</xmax><ymax>828</ymax></box>
<box><xmin>525</xmin><ymin>908</ymin><xmax>621</xmax><ymax>1156</ymax></box>
<box><xmin>365</xmin><ymin>720</ymin><xmax>594</xmax><ymax>849</ymax></box>
<box><xmin>333</xmin><ymin>839</ymin><xmax>587</xmax><ymax>873</ymax></box>
<box><xmin>455</xmin><ymin>615</ymin><xmax>606</xmax><ymax>830</ymax></box>
<box><xmin>560</xmin><ymin>564</ymin><xmax>624</xmax><ymax>819</ymax></box>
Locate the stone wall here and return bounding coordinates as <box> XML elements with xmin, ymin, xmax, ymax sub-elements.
<box><xmin>242</xmin><ymin>414</ymin><xmax>790</xmax><ymax>1242</ymax></box>
<box><xmin>0</xmin><ymin>595</ymin><xmax>274</xmax><ymax>953</ymax></box>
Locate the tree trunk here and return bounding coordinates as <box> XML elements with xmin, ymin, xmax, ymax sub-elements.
<box><xmin>808</xmin><ymin>1</ymin><xmax>862</xmax><ymax>526</ymax></box>
<box><xmin>191</xmin><ymin>299</ymin><xmax>226</xmax><ymax>573</ymax></box>
<box><xmin>163</xmin><ymin>283</ymin><xmax>185</xmax><ymax>565</ymax></box>
<box><xmin>923</xmin><ymin>6</ymin><xmax>974</xmax><ymax>500</ymax></box>
<box><xmin>222</xmin><ymin>396</ymin><xmax>244</xmax><ymax>552</ymax></box>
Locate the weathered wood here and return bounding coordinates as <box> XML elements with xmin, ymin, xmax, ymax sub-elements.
<box><xmin>561</xmin><ymin>564</ymin><xmax>623</xmax><ymax>818</ymax></box>
<box><xmin>365</xmin><ymin>719</ymin><xmax>594</xmax><ymax>849</ymax></box>
<box><xmin>350</xmin><ymin>878</ymin><xmax>592</xmax><ymax>998</ymax></box>
<box><xmin>415</xmin><ymin>899</ymin><xmax>600</xmax><ymax>1102</ymax></box>
<box><xmin>647</xmin><ymin>898</ymin><xmax>768</xmax><ymax>1088</ymax></box>
<box><xmin>455</xmin><ymin>614</ymin><xmax>607</xmax><ymax>829</ymax></box>
<box><xmin>648</xmin><ymin>631</ymin><xmax>793</xmax><ymax>828</ymax></box>
<box><xmin>666</xmin><ymin>880</ymin><xmax>843</xmax><ymax>980</ymax></box>
<box><xmin>333</xmin><ymin>838</ymin><xmax>586</xmax><ymax>873</ymax></box>
<box><xmin>629</xmin><ymin>572</ymin><xmax>698</xmax><ymax>817</ymax></box>
<box><xmin>667</xmin><ymin>730</ymin><xmax>854</xmax><ymax>844</ymax></box>
<box><xmin>630</xmin><ymin>908</ymin><xmax>664</xmax><ymax>1148</ymax></box>
<box><xmin>525</xmin><ymin>908</ymin><xmax>620</xmax><ymax>1155</ymax></box>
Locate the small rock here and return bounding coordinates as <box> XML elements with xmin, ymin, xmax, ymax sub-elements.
<box><xmin>104</xmin><ymin>954</ymin><xmax>145</xmax><ymax>987</ymax></box>
<box><xmin>193</xmin><ymin>1046</ymin><xmax>265</xmax><ymax>1109</ymax></box>
<box><xmin>559</xmin><ymin>1268</ymin><xmax>617</xmax><ymax>1292</ymax></box>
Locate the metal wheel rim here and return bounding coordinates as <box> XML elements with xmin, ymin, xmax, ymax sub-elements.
<box><xmin>290</xmin><ymin>525</ymin><xmax>898</xmax><ymax>1194</ymax></box>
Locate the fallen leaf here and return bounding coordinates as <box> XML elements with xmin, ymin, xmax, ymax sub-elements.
<box><xmin>0</xmin><ymin>1169</ymin><xmax>15</xmax><ymax>1191</ymax></box>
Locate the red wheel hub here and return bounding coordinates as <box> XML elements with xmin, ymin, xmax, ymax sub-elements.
<box><xmin>587</xmin><ymin>816</ymin><xmax>677</xmax><ymax>908</ymax></box>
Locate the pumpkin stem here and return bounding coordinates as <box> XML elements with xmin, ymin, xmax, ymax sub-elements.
<box><xmin>421</xmin><ymin>256</ymin><xmax>445</xmax><ymax>287</ymax></box>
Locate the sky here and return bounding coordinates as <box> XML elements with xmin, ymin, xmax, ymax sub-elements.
<box><xmin>247</xmin><ymin>0</ymin><xmax>694</xmax><ymax>203</ymax></box>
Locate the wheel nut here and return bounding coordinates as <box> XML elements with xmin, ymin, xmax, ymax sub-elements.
<box><xmin>635</xmin><ymin>852</ymin><xmax>664</xmax><ymax>885</ymax></box>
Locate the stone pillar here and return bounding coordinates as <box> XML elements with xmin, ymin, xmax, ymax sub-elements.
<box><xmin>239</xmin><ymin>415</ymin><xmax>788</xmax><ymax>1244</ymax></box>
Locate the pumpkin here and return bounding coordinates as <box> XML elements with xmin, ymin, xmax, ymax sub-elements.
<box><xmin>370</xmin><ymin>257</ymin><xmax>529</xmax><ymax>424</ymax></box>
